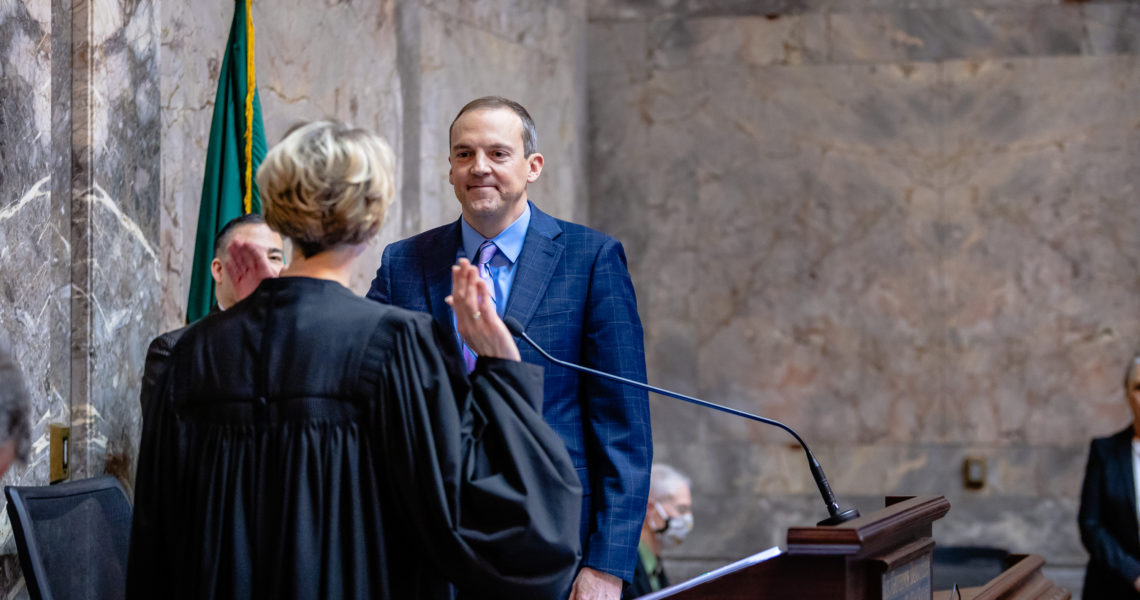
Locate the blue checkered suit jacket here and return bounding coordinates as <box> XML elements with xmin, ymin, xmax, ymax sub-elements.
<box><xmin>367</xmin><ymin>201</ymin><xmax>652</xmax><ymax>583</ymax></box>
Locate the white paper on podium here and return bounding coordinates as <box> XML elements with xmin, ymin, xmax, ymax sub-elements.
<box><xmin>639</xmin><ymin>546</ymin><xmax>784</xmax><ymax>600</ymax></box>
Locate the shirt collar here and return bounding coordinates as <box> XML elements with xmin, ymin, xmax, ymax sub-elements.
<box><xmin>637</xmin><ymin>540</ymin><xmax>659</xmax><ymax>571</ymax></box>
<box><xmin>460</xmin><ymin>203</ymin><xmax>531</xmax><ymax>264</ymax></box>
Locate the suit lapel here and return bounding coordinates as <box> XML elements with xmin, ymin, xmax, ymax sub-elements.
<box><xmin>422</xmin><ymin>221</ymin><xmax>463</xmax><ymax>340</ymax></box>
<box><xmin>504</xmin><ymin>202</ymin><xmax>563</xmax><ymax>330</ymax></box>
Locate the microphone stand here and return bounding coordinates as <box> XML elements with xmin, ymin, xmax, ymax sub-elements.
<box><xmin>504</xmin><ymin>317</ymin><xmax>860</xmax><ymax>526</ymax></box>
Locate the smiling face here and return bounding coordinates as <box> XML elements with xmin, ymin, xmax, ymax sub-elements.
<box><xmin>448</xmin><ymin>107</ymin><xmax>543</xmax><ymax>238</ymax></box>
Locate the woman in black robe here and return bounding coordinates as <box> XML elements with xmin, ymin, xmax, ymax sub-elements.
<box><xmin>127</xmin><ymin>121</ymin><xmax>582</xmax><ymax>599</ymax></box>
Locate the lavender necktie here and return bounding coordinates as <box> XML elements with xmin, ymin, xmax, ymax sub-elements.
<box><xmin>463</xmin><ymin>240</ymin><xmax>499</xmax><ymax>372</ymax></box>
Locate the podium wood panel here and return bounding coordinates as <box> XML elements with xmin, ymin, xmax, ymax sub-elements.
<box><xmin>931</xmin><ymin>555</ymin><xmax>1071</xmax><ymax>600</ymax></box>
<box><xmin>643</xmin><ymin>496</ymin><xmax>949</xmax><ymax>600</ymax></box>
<box><xmin>644</xmin><ymin>496</ymin><xmax>1070</xmax><ymax>600</ymax></box>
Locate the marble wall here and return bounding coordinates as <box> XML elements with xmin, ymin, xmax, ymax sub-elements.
<box><xmin>0</xmin><ymin>0</ymin><xmax>161</xmax><ymax>594</ymax></box>
<box><xmin>588</xmin><ymin>1</ymin><xmax>1140</xmax><ymax>594</ymax></box>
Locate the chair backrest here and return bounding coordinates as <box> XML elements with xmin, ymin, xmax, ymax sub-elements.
<box><xmin>5</xmin><ymin>475</ymin><xmax>132</xmax><ymax>600</ymax></box>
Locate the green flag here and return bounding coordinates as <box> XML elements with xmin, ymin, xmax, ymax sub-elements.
<box><xmin>187</xmin><ymin>0</ymin><xmax>266</xmax><ymax>322</ymax></box>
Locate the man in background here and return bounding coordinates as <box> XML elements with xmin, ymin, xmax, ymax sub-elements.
<box><xmin>368</xmin><ymin>96</ymin><xmax>652</xmax><ymax>599</ymax></box>
<box><xmin>139</xmin><ymin>214</ymin><xmax>284</xmax><ymax>408</ymax></box>
<box><xmin>0</xmin><ymin>343</ymin><xmax>30</xmax><ymax>477</ymax></box>
<box><xmin>1078</xmin><ymin>354</ymin><xmax>1140</xmax><ymax>598</ymax></box>
<box><xmin>628</xmin><ymin>464</ymin><xmax>694</xmax><ymax>598</ymax></box>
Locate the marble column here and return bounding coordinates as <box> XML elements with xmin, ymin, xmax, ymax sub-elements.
<box><xmin>68</xmin><ymin>0</ymin><xmax>160</xmax><ymax>485</ymax></box>
<box><xmin>0</xmin><ymin>0</ymin><xmax>161</xmax><ymax>594</ymax></box>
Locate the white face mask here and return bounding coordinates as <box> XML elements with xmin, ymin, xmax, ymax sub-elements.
<box><xmin>654</xmin><ymin>502</ymin><xmax>694</xmax><ymax>547</ymax></box>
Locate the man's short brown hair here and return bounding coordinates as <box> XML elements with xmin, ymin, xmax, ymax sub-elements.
<box><xmin>449</xmin><ymin>96</ymin><xmax>538</xmax><ymax>157</ymax></box>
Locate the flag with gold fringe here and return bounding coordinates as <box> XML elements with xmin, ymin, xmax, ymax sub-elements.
<box><xmin>186</xmin><ymin>0</ymin><xmax>266</xmax><ymax>322</ymax></box>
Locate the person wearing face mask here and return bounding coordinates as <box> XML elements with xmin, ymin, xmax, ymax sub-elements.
<box><xmin>627</xmin><ymin>464</ymin><xmax>693</xmax><ymax>598</ymax></box>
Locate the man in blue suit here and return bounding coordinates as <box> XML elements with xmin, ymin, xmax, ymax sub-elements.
<box><xmin>367</xmin><ymin>96</ymin><xmax>651</xmax><ymax>600</ymax></box>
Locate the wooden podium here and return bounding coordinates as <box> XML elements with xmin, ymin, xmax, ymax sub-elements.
<box><xmin>641</xmin><ymin>496</ymin><xmax>1070</xmax><ymax>600</ymax></box>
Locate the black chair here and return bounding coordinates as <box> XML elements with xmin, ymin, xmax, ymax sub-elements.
<box><xmin>5</xmin><ymin>475</ymin><xmax>132</xmax><ymax>600</ymax></box>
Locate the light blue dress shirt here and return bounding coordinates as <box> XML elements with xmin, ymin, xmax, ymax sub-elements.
<box><xmin>458</xmin><ymin>203</ymin><xmax>531</xmax><ymax>316</ymax></box>
<box><xmin>454</xmin><ymin>204</ymin><xmax>531</xmax><ymax>364</ymax></box>
<box><xmin>1133</xmin><ymin>438</ymin><xmax>1140</xmax><ymax>536</ymax></box>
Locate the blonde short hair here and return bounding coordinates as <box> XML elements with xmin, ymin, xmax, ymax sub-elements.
<box><xmin>257</xmin><ymin>121</ymin><xmax>395</xmax><ymax>257</ymax></box>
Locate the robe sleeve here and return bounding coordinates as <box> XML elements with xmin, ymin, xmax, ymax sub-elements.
<box><xmin>126</xmin><ymin>355</ymin><xmax>190</xmax><ymax>599</ymax></box>
<box><xmin>362</xmin><ymin>311</ymin><xmax>583</xmax><ymax>598</ymax></box>
<box><xmin>139</xmin><ymin>329</ymin><xmax>177</xmax><ymax>412</ymax></box>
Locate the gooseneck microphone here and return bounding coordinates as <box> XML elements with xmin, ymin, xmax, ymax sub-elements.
<box><xmin>503</xmin><ymin>316</ymin><xmax>860</xmax><ymax>527</ymax></box>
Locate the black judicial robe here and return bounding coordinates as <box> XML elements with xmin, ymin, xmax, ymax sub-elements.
<box><xmin>127</xmin><ymin>276</ymin><xmax>583</xmax><ymax>599</ymax></box>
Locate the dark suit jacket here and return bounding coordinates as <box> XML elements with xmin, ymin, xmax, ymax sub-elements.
<box><xmin>367</xmin><ymin>201</ymin><xmax>652</xmax><ymax>582</ymax></box>
<box><xmin>139</xmin><ymin>326</ymin><xmax>188</xmax><ymax>412</ymax></box>
<box><xmin>140</xmin><ymin>306</ymin><xmax>219</xmax><ymax>410</ymax></box>
<box><xmin>1079</xmin><ymin>424</ymin><xmax>1140</xmax><ymax>599</ymax></box>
